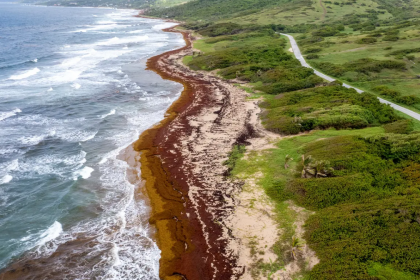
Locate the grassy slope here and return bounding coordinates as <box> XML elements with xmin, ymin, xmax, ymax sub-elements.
<box><xmin>150</xmin><ymin>1</ymin><xmax>420</xmax><ymax>279</ymax></box>
<box><xmin>303</xmin><ymin>24</ymin><xmax>420</xmax><ymax>113</ymax></box>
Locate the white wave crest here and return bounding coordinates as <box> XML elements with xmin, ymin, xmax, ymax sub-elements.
<box><xmin>0</xmin><ymin>109</ymin><xmax>21</xmax><ymax>121</ymax></box>
<box><xmin>0</xmin><ymin>175</ymin><xmax>13</xmax><ymax>185</ymax></box>
<box><xmin>31</xmin><ymin>58</ymin><xmax>38</xmax><ymax>63</ymax></box>
<box><xmin>61</xmin><ymin>56</ymin><xmax>82</xmax><ymax>67</ymax></box>
<box><xmin>71</xmin><ymin>83</ymin><xmax>81</xmax><ymax>89</ymax></box>
<box><xmin>100</xmin><ymin>109</ymin><xmax>116</xmax><ymax>119</ymax></box>
<box><xmin>96</xmin><ymin>35</ymin><xmax>148</xmax><ymax>46</ymax></box>
<box><xmin>37</xmin><ymin>221</ymin><xmax>63</xmax><ymax>247</ymax></box>
<box><xmin>59</xmin><ymin>130</ymin><xmax>97</xmax><ymax>142</ymax></box>
<box><xmin>9</xmin><ymin>67</ymin><xmax>40</xmax><ymax>80</ymax></box>
<box><xmin>152</xmin><ymin>22</ymin><xmax>178</xmax><ymax>30</ymax></box>
<box><xmin>73</xmin><ymin>166</ymin><xmax>94</xmax><ymax>180</ymax></box>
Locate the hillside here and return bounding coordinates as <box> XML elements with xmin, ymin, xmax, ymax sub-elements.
<box><xmin>145</xmin><ymin>1</ymin><xmax>420</xmax><ymax>279</ymax></box>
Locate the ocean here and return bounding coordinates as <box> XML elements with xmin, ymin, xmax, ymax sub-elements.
<box><xmin>0</xmin><ymin>3</ymin><xmax>183</xmax><ymax>278</ymax></box>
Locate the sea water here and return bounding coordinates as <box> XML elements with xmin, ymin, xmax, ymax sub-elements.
<box><xmin>0</xmin><ymin>3</ymin><xmax>184</xmax><ymax>278</ymax></box>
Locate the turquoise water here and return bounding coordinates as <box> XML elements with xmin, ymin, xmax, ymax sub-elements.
<box><xmin>0</xmin><ymin>3</ymin><xmax>183</xmax><ymax>278</ymax></box>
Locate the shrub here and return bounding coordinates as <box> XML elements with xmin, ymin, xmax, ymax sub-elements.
<box><xmin>383</xmin><ymin>35</ymin><xmax>399</xmax><ymax>41</ymax></box>
<box><xmin>356</xmin><ymin>37</ymin><xmax>377</xmax><ymax>44</ymax></box>
<box><xmin>304</xmin><ymin>47</ymin><xmax>322</xmax><ymax>54</ymax></box>
<box><xmin>199</xmin><ymin>23</ymin><xmax>243</xmax><ymax>37</ymax></box>
<box><xmin>260</xmin><ymin>85</ymin><xmax>398</xmax><ymax>135</ymax></box>
<box><xmin>306</xmin><ymin>197</ymin><xmax>420</xmax><ymax>280</ymax></box>
<box><xmin>312</xmin><ymin>62</ymin><xmax>346</xmax><ymax>76</ymax></box>
<box><xmin>299</xmin><ymin>36</ymin><xmax>324</xmax><ymax>45</ymax></box>
<box><xmin>306</xmin><ymin>54</ymin><xmax>319</xmax><ymax>59</ymax></box>
<box><xmin>397</xmin><ymin>95</ymin><xmax>420</xmax><ymax>105</ymax></box>
<box><xmin>312</xmin><ymin>27</ymin><xmax>340</xmax><ymax>37</ymax></box>
<box><xmin>373</xmin><ymin>85</ymin><xmax>401</xmax><ymax>98</ymax></box>
<box><xmin>389</xmin><ymin>47</ymin><xmax>420</xmax><ymax>57</ymax></box>
<box><xmin>383</xmin><ymin>119</ymin><xmax>413</xmax><ymax>134</ymax></box>
<box><xmin>290</xmin><ymin>174</ymin><xmax>375</xmax><ymax>209</ymax></box>
<box><xmin>344</xmin><ymin>59</ymin><xmax>406</xmax><ymax>74</ymax></box>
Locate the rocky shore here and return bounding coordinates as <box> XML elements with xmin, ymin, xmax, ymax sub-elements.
<box><xmin>134</xmin><ymin>27</ymin><xmax>264</xmax><ymax>279</ymax></box>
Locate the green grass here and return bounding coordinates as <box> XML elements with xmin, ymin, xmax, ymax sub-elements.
<box><xmin>182</xmin><ymin>55</ymin><xmax>193</xmax><ymax>65</ymax></box>
<box><xmin>368</xmin><ymin>263</ymin><xmax>420</xmax><ymax>280</ymax></box>
<box><xmin>232</xmin><ymin>125</ymin><xmax>420</xmax><ymax>279</ymax></box>
<box><xmin>300</xmin><ymin>23</ymin><xmax>420</xmax><ymax>113</ymax></box>
<box><xmin>152</xmin><ymin>0</ymin><xmax>192</xmax><ymax>8</ymax></box>
<box><xmin>229</xmin><ymin>127</ymin><xmax>384</xmax><ymax>278</ymax></box>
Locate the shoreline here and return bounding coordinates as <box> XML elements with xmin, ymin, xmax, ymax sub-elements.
<box><xmin>133</xmin><ymin>26</ymin><xmax>263</xmax><ymax>279</ymax></box>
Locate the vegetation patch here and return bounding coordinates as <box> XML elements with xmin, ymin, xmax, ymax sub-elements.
<box><xmin>259</xmin><ymin>85</ymin><xmax>398</xmax><ymax>135</ymax></box>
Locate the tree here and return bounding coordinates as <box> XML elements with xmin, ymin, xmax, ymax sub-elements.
<box><xmin>301</xmin><ymin>155</ymin><xmax>314</xmax><ymax>178</ymax></box>
<box><xmin>290</xmin><ymin>237</ymin><xmax>303</xmax><ymax>260</ymax></box>
<box><xmin>312</xmin><ymin>160</ymin><xmax>334</xmax><ymax>178</ymax></box>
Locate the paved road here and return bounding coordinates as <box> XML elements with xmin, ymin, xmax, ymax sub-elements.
<box><xmin>281</xmin><ymin>33</ymin><xmax>420</xmax><ymax>121</ymax></box>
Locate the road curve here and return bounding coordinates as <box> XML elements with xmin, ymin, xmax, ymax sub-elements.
<box><xmin>281</xmin><ymin>33</ymin><xmax>420</xmax><ymax>121</ymax></box>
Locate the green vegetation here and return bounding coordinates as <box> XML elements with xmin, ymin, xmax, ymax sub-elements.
<box><xmin>260</xmin><ymin>84</ymin><xmax>398</xmax><ymax>135</ymax></box>
<box><xmin>147</xmin><ymin>0</ymin><xmax>420</xmax><ymax>278</ymax></box>
<box><xmin>223</xmin><ymin>145</ymin><xmax>246</xmax><ymax>176</ymax></box>
<box><xmin>180</xmin><ymin>19</ymin><xmax>420</xmax><ymax>279</ymax></box>
<box><xmin>185</xmin><ymin>24</ymin><xmax>324</xmax><ymax>95</ymax></box>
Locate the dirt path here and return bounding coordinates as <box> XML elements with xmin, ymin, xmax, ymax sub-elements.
<box><xmin>319</xmin><ymin>0</ymin><xmax>327</xmax><ymax>21</ymax></box>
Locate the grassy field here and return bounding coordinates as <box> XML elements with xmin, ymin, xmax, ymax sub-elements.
<box><xmin>223</xmin><ymin>0</ymin><xmax>393</xmax><ymax>25</ymax></box>
<box><xmin>287</xmin><ymin>19</ymin><xmax>420</xmax><ymax>112</ymax></box>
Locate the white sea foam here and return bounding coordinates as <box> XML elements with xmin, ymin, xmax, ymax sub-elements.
<box><xmin>96</xmin><ymin>35</ymin><xmax>148</xmax><ymax>46</ymax></box>
<box><xmin>59</xmin><ymin>130</ymin><xmax>97</xmax><ymax>142</ymax></box>
<box><xmin>0</xmin><ymin>175</ymin><xmax>13</xmax><ymax>185</ymax></box>
<box><xmin>18</xmin><ymin>134</ymin><xmax>47</xmax><ymax>145</ymax></box>
<box><xmin>9</xmin><ymin>67</ymin><xmax>40</xmax><ymax>80</ymax></box>
<box><xmin>0</xmin><ymin>149</ymin><xmax>18</xmax><ymax>155</ymax></box>
<box><xmin>71</xmin><ymin>83</ymin><xmax>81</xmax><ymax>89</ymax></box>
<box><xmin>61</xmin><ymin>56</ymin><xmax>82</xmax><ymax>67</ymax></box>
<box><xmin>5</xmin><ymin>159</ymin><xmax>19</xmax><ymax>172</ymax></box>
<box><xmin>73</xmin><ymin>166</ymin><xmax>94</xmax><ymax>180</ymax></box>
<box><xmin>100</xmin><ymin>109</ymin><xmax>116</xmax><ymax>119</ymax></box>
<box><xmin>152</xmin><ymin>22</ymin><xmax>178</xmax><ymax>30</ymax></box>
<box><xmin>31</xmin><ymin>58</ymin><xmax>38</xmax><ymax>63</ymax></box>
<box><xmin>97</xmin><ymin>20</ymin><xmax>115</xmax><ymax>24</ymax></box>
<box><xmin>36</xmin><ymin>221</ymin><xmax>63</xmax><ymax>246</ymax></box>
<box><xmin>0</xmin><ymin>108</ymin><xmax>21</xmax><ymax>121</ymax></box>
<box><xmin>47</xmin><ymin>87</ymin><xmax>53</xmax><ymax>92</ymax></box>
<box><xmin>128</xmin><ymin>30</ymin><xmax>144</xmax><ymax>34</ymax></box>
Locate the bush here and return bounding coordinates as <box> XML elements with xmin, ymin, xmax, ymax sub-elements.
<box><xmin>312</xmin><ymin>26</ymin><xmax>340</xmax><ymax>37</ymax></box>
<box><xmin>373</xmin><ymin>85</ymin><xmax>401</xmax><ymax>98</ymax></box>
<box><xmin>260</xmin><ymin>85</ymin><xmax>399</xmax><ymax>135</ymax></box>
<box><xmin>383</xmin><ymin>35</ymin><xmax>399</xmax><ymax>41</ymax></box>
<box><xmin>306</xmin><ymin>54</ymin><xmax>319</xmax><ymax>59</ymax></box>
<box><xmin>356</xmin><ymin>37</ymin><xmax>377</xmax><ymax>44</ymax></box>
<box><xmin>397</xmin><ymin>95</ymin><xmax>420</xmax><ymax>105</ymax></box>
<box><xmin>373</xmin><ymin>86</ymin><xmax>420</xmax><ymax>105</ymax></box>
<box><xmin>306</xmin><ymin>197</ymin><xmax>420</xmax><ymax>280</ymax></box>
<box><xmin>344</xmin><ymin>58</ymin><xmax>406</xmax><ymax>74</ymax></box>
<box><xmin>312</xmin><ymin>62</ymin><xmax>346</xmax><ymax>76</ymax></box>
<box><xmin>304</xmin><ymin>47</ymin><xmax>322</xmax><ymax>54</ymax></box>
<box><xmin>383</xmin><ymin>119</ymin><xmax>413</xmax><ymax>134</ymax></box>
<box><xmin>389</xmin><ymin>47</ymin><xmax>420</xmax><ymax>57</ymax></box>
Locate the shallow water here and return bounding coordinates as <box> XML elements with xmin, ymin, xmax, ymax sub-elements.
<box><xmin>0</xmin><ymin>3</ymin><xmax>183</xmax><ymax>278</ymax></box>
